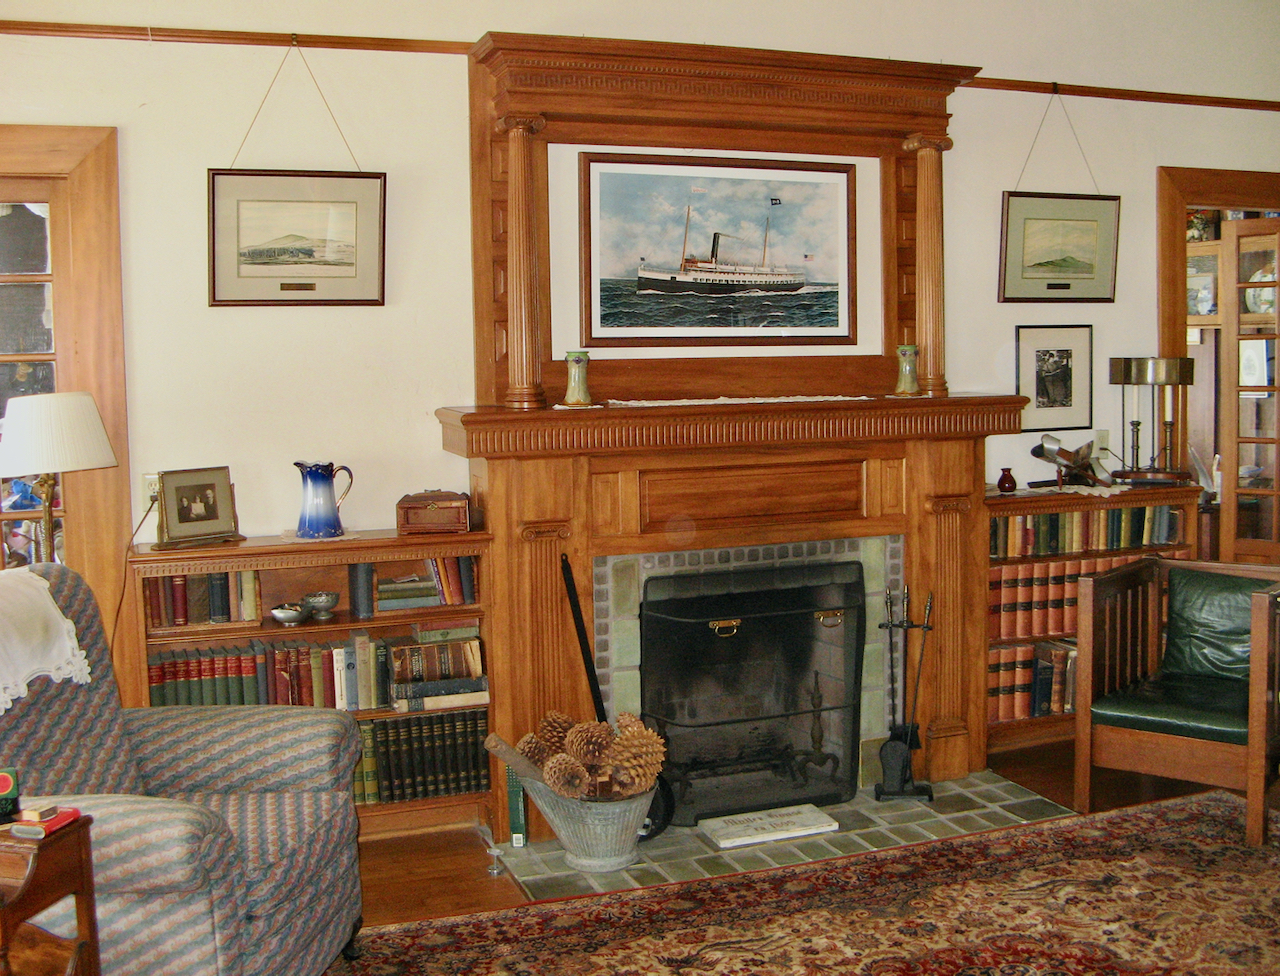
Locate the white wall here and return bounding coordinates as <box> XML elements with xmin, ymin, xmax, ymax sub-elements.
<box><xmin>0</xmin><ymin>1</ymin><xmax>1277</xmax><ymax>537</ymax></box>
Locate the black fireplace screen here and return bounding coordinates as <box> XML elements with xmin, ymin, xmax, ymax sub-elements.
<box><xmin>640</xmin><ymin>562</ymin><xmax>865</xmax><ymax>826</ymax></box>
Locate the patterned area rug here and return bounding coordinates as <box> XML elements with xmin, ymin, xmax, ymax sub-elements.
<box><xmin>328</xmin><ymin>791</ymin><xmax>1280</xmax><ymax>975</ymax></box>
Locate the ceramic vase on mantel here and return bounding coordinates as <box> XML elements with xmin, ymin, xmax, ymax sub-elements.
<box><xmin>997</xmin><ymin>468</ymin><xmax>1017</xmax><ymax>493</ymax></box>
<box><xmin>563</xmin><ymin>350</ymin><xmax>592</xmax><ymax>407</ymax></box>
<box><xmin>895</xmin><ymin>345</ymin><xmax>920</xmax><ymax>396</ymax></box>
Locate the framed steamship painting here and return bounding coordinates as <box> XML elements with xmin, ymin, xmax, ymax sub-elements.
<box><xmin>209</xmin><ymin>169</ymin><xmax>386</xmax><ymax>306</ymax></box>
<box><xmin>580</xmin><ymin>154</ymin><xmax>855</xmax><ymax>346</ymax></box>
<box><xmin>998</xmin><ymin>191</ymin><xmax>1120</xmax><ymax>303</ymax></box>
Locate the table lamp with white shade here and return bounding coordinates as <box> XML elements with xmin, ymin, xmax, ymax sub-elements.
<box><xmin>0</xmin><ymin>391</ymin><xmax>118</xmax><ymax>563</ymax></box>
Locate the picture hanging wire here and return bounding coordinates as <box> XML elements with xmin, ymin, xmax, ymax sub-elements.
<box><xmin>229</xmin><ymin>34</ymin><xmax>362</xmax><ymax>171</ymax></box>
<box><xmin>1012</xmin><ymin>83</ymin><xmax>1101</xmax><ymax>194</ymax></box>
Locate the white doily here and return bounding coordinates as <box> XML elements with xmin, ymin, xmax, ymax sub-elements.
<box><xmin>0</xmin><ymin>569</ymin><xmax>90</xmax><ymax>714</ymax></box>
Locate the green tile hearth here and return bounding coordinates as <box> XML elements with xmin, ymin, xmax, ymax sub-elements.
<box><xmin>498</xmin><ymin>772</ymin><xmax>1073</xmax><ymax>899</ymax></box>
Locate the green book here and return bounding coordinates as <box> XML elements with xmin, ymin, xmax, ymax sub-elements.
<box><xmin>175</xmin><ymin>649</ymin><xmax>192</xmax><ymax>706</ymax></box>
<box><xmin>506</xmin><ymin>766</ymin><xmax>526</xmax><ymax>846</ymax></box>
<box><xmin>224</xmin><ymin>647</ymin><xmax>244</xmax><ymax>705</ymax></box>
<box><xmin>358</xmin><ymin>719</ymin><xmax>378</xmax><ymax>804</ymax></box>
<box><xmin>211</xmin><ymin>646</ymin><xmax>230</xmax><ymax>705</ymax></box>
<box><xmin>160</xmin><ymin>650</ymin><xmax>178</xmax><ymax>706</ymax></box>
<box><xmin>240</xmin><ymin>647</ymin><xmax>259</xmax><ymax>705</ymax></box>
<box><xmin>310</xmin><ymin>644</ymin><xmax>325</xmax><ymax>709</ymax></box>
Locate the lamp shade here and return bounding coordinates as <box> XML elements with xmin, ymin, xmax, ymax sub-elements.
<box><xmin>1108</xmin><ymin>357</ymin><xmax>1195</xmax><ymax>386</ymax></box>
<box><xmin>0</xmin><ymin>392</ymin><xmax>117</xmax><ymax>477</ymax></box>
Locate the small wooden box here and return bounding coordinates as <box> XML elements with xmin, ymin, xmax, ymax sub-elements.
<box><xmin>397</xmin><ymin>491</ymin><xmax>471</xmax><ymax>534</ymax></box>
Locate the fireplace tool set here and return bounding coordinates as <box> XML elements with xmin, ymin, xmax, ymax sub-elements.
<box><xmin>876</xmin><ymin>587</ymin><xmax>934</xmax><ymax>802</ymax></box>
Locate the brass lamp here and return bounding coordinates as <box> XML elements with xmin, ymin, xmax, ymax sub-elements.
<box><xmin>1108</xmin><ymin>357</ymin><xmax>1195</xmax><ymax>484</ymax></box>
<box><xmin>0</xmin><ymin>391</ymin><xmax>118</xmax><ymax>563</ymax></box>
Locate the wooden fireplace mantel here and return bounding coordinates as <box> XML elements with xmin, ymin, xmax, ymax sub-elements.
<box><xmin>456</xmin><ymin>33</ymin><xmax>1006</xmax><ymax>840</ymax></box>
<box><xmin>441</xmin><ymin>394</ymin><xmax>1024</xmax><ymax>839</ymax></box>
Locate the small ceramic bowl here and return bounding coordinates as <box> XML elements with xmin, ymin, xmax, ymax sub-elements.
<box><xmin>303</xmin><ymin>590</ymin><xmax>340</xmax><ymax>620</ymax></box>
<box><xmin>270</xmin><ymin>602</ymin><xmax>310</xmax><ymax>626</ymax></box>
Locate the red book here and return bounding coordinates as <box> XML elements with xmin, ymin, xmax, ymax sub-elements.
<box><xmin>1047</xmin><ymin>560</ymin><xmax>1066</xmax><ymax>636</ymax></box>
<box><xmin>1063</xmin><ymin>558</ymin><xmax>1081</xmax><ymax>633</ymax></box>
<box><xmin>987</xmin><ymin>645</ymin><xmax>1001</xmax><ymax>724</ymax></box>
<box><xmin>171</xmin><ymin>575</ymin><xmax>188</xmax><ymax>626</ymax></box>
<box><xmin>1015</xmin><ymin>563</ymin><xmax>1034</xmax><ymax>638</ymax></box>
<box><xmin>1030</xmin><ymin>562</ymin><xmax>1049</xmax><ymax>637</ymax></box>
<box><xmin>988</xmin><ymin>565</ymin><xmax>1002</xmax><ymax>640</ymax></box>
<box><xmin>321</xmin><ymin>644</ymin><xmax>336</xmax><ymax>709</ymax></box>
<box><xmin>997</xmin><ymin>644</ymin><xmax>1017</xmax><ymax>722</ymax></box>
<box><xmin>999</xmin><ymin>564</ymin><xmax>1019</xmax><ymax>640</ymax></box>
<box><xmin>11</xmin><ymin>806</ymin><xmax>80</xmax><ymax>839</ymax></box>
<box><xmin>1013</xmin><ymin>643</ymin><xmax>1035</xmax><ymax>720</ymax></box>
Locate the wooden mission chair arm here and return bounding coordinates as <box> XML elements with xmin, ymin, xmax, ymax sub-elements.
<box><xmin>1248</xmin><ymin>585</ymin><xmax>1280</xmax><ymax>771</ymax></box>
<box><xmin>1077</xmin><ymin>556</ymin><xmax>1163</xmax><ymax>707</ymax></box>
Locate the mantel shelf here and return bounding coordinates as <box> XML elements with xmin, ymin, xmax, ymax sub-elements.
<box><xmin>438</xmin><ymin>394</ymin><xmax>1026</xmax><ymax>460</ymax></box>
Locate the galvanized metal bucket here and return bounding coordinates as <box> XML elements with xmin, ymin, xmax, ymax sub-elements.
<box><xmin>520</xmin><ymin>778</ymin><xmax>656</xmax><ymax>873</ymax></box>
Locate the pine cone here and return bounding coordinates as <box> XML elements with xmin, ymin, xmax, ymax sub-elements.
<box><xmin>603</xmin><ymin>723</ymin><xmax>666</xmax><ymax>796</ymax></box>
<box><xmin>616</xmin><ymin>712</ymin><xmax>645</xmax><ymax>734</ymax></box>
<box><xmin>563</xmin><ymin>721</ymin><xmax>615</xmax><ymax>767</ymax></box>
<box><xmin>543</xmin><ymin>752</ymin><xmax>590</xmax><ymax>799</ymax></box>
<box><xmin>516</xmin><ymin>732</ymin><xmax>553</xmax><ymax>768</ymax></box>
<box><xmin>536</xmin><ymin>710</ymin><xmax>576</xmax><ymax>753</ymax></box>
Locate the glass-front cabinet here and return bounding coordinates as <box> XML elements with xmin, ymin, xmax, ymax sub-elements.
<box><xmin>0</xmin><ymin>191</ymin><xmax>59</xmax><ymax>567</ymax></box>
<box><xmin>1221</xmin><ymin>219</ymin><xmax>1279</xmax><ymax>561</ymax></box>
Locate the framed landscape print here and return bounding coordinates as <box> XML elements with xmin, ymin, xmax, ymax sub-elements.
<box><xmin>579</xmin><ymin>153</ymin><xmax>855</xmax><ymax>346</ymax></box>
<box><xmin>1015</xmin><ymin>324</ymin><xmax>1093</xmax><ymax>431</ymax></box>
<box><xmin>999</xmin><ymin>192</ymin><xmax>1120</xmax><ymax>303</ymax></box>
<box><xmin>209</xmin><ymin>169</ymin><xmax>386</xmax><ymax>306</ymax></box>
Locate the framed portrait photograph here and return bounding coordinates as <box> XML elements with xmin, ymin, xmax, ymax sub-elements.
<box><xmin>156</xmin><ymin>466</ymin><xmax>244</xmax><ymax>548</ymax></box>
<box><xmin>209</xmin><ymin>169</ymin><xmax>386</xmax><ymax>306</ymax></box>
<box><xmin>999</xmin><ymin>192</ymin><xmax>1120</xmax><ymax>303</ymax></box>
<box><xmin>1015</xmin><ymin>325</ymin><xmax>1093</xmax><ymax>432</ymax></box>
<box><xmin>579</xmin><ymin>153</ymin><xmax>855</xmax><ymax>346</ymax></box>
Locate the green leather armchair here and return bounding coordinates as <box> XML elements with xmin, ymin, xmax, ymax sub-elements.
<box><xmin>1073</xmin><ymin>555</ymin><xmax>1280</xmax><ymax>845</ymax></box>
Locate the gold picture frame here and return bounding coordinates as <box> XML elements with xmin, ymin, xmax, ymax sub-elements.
<box><xmin>155</xmin><ymin>466</ymin><xmax>244</xmax><ymax>549</ymax></box>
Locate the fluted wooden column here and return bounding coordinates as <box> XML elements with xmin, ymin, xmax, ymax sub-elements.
<box><xmin>920</xmin><ymin>493</ymin><xmax>972</xmax><ymax>780</ymax></box>
<box><xmin>497</xmin><ymin>114</ymin><xmax>547</xmax><ymax>410</ymax></box>
<box><xmin>904</xmin><ymin>134</ymin><xmax>953</xmax><ymax>398</ymax></box>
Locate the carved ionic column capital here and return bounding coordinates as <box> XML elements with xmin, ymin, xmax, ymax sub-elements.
<box><xmin>496</xmin><ymin>114</ymin><xmax>547</xmax><ymax>136</ymax></box>
<box><xmin>903</xmin><ymin>133</ymin><xmax>953</xmax><ymax>154</ymax></box>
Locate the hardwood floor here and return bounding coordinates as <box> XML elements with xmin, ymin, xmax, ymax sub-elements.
<box><xmin>356</xmin><ymin>742</ymin><xmax>1264</xmax><ymax>926</ymax></box>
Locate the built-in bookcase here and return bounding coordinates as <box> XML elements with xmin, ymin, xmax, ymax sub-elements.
<box><xmin>124</xmin><ymin>529</ymin><xmax>493</xmax><ymax>838</ymax></box>
<box><xmin>983</xmin><ymin>484</ymin><xmax>1201</xmax><ymax>755</ymax></box>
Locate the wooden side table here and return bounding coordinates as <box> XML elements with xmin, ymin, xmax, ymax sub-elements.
<box><xmin>0</xmin><ymin>815</ymin><xmax>100</xmax><ymax>976</ymax></box>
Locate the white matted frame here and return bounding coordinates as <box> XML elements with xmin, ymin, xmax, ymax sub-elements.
<box><xmin>1015</xmin><ymin>324</ymin><xmax>1093</xmax><ymax>432</ymax></box>
<box><xmin>209</xmin><ymin>169</ymin><xmax>385</xmax><ymax>306</ymax></box>
<box><xmin>999</xmin><ymin>192</ymin><xmax>1120</xmax><ymax>303</ymax></box>
<box><xmin>156</xmin><ymin>466</ymin><xmax>243</xmax><ymax>548</ymax></box>
<box><xmin>580</xmin><ymin>153</ymin><xmax>854</xmax><ymax>346</ymax></box>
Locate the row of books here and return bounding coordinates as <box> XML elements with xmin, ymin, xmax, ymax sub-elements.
<box><xmin>142</xmin><ymin>555</ymin><xmax>479</xmax><ymax>631</ymax></box>
<box><xmin>143</xmin><ymin>571</ymin><xmax>260</xmax><ymax>628</ymax></box>
<box><xmin>987</xmin><ymin>552</ymin><xmax>1156</xmax><ymax>641</ymax></box>
<box><xmin>146</xmin><ymin>623</ymin><xmax>487</xmax><ymax>714</ymax></box>
<box><xmin>354</xmin><ymin>709</ymin><xmax>490</xmax><ymax>804</ymax></box>
<box><xmin>373</xmin><ymin>556</ymin><xmax>477</xmax><ymax>611</ymax></box>
<box><xmin>987</xmin><ymin>639</ymin><xmax>1077</xmax><ymax>723</ymax></box>
<box><xmin>989</xmin><ymin>504</ymin><xmax>1181</xmax><ymax>560</ymax></box>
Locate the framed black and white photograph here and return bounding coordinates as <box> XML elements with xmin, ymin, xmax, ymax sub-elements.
<box><xmin>209</xmin><ymin>169</ymin><xmax>386</xmax><ymax>306</ymax></box>
<box><xmin>156</xmin><ymin>466</ymin><xmax>243</xmax><ymax>548</ymax></box>
<box><xmin>999</xmin><ymin>192</ymin><xmax>1120</xmax><ymax>303</ymax></box>
<box><xmin>579</xmin><ymin>153</ymin><xmax>854</xmax><ymax>346</ymax></box>
<box><xmin>1016</xmin><ymin>325</ymin><xmax>1093</xmax><ymax>431</ymax></box>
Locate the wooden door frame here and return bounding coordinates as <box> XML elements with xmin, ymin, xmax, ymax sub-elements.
<box><xmin>0</xmin><ymin>126</ymin><xmax>131</xmax><ymax>638</ymax></box>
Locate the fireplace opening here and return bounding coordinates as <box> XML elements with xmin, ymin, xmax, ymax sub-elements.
<box><xmin>640</xmin><ymin>562</ymin><xmax>865</xmax><ymax>826</ymax></box>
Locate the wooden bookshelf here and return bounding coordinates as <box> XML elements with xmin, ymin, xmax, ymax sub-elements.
<box><xmin>124</xmin><ymin>529</ymin><xmax>494</xmax><ymax>838</ymax></box>
<box><xmin>984</xmin><ymin>484</ymin><xmax>1201</xmax><ymax>755</ymax></box>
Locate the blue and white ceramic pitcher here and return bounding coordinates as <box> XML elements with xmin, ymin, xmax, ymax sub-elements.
<box><xmin>295</xmin><ymin>461</ymin><xmax>353</xmax><ymax>539</ymax></box>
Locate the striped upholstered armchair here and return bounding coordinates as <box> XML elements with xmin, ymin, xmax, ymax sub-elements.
<box><xmin>0</xmin><ymin>564</ymin><xmax>362</xmax><ymax>976</ymax></box>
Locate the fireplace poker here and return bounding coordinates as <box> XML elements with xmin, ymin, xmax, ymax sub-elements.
<box><xmin>875</xmin><ymin>590</ymin><xmax>934</xmax><ymax>803</ymax></box>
